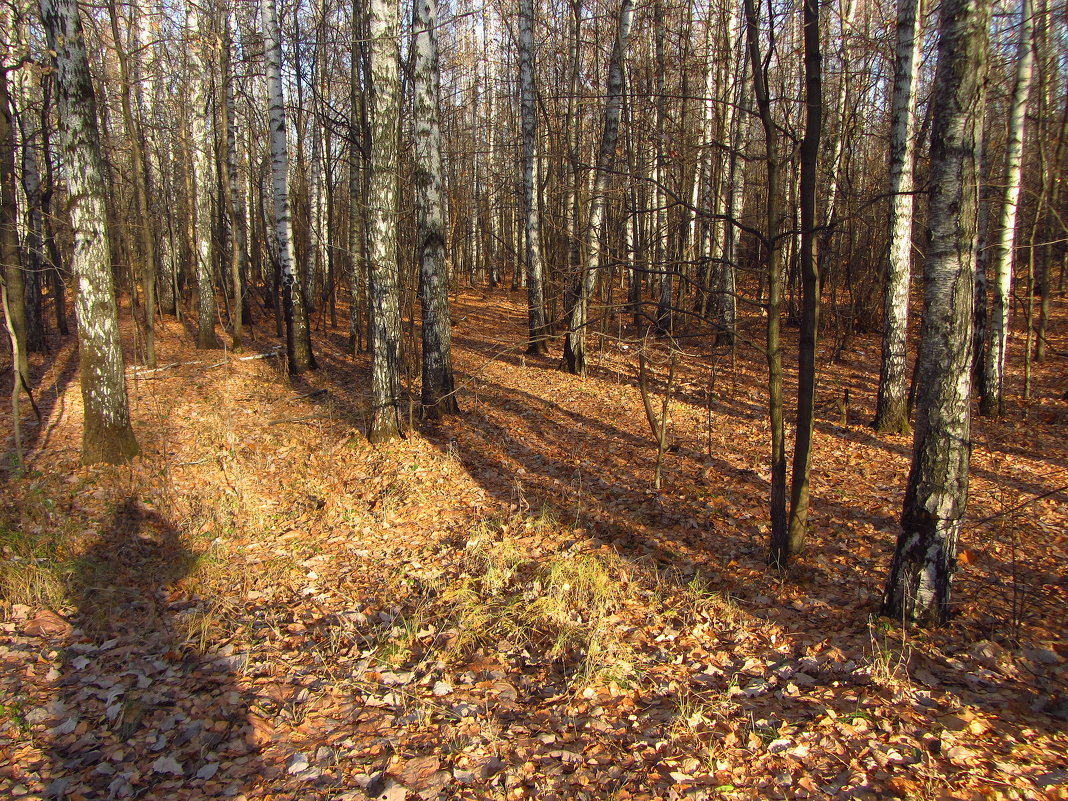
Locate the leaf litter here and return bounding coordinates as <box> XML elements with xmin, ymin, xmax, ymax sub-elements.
<box><xmin>0</xmin><ymin>290</ymin><xmax>1065</xmax><ymax>800</ymax></box>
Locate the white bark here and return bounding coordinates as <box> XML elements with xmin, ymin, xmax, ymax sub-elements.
<box><xmin>367</xmin><ymin>0</ymin><xmax>402</xmax><ymax>441</ymax></box>
<box><xmin>262</xmin><ymin>0</ymin><xmax>315</xmax><ymax>371</ymax></box>
<box><xmin>981</xmin><ymin>0</ymin><xmax>1035</xmax><ymax>416</ymax></box>
<box><xmin>883</xmin><ymin>0</ymin><xmax>990</xmax><ymax>625</ymax></box>
<box><xmin>38</xmin><ymin>0</ymin><xmax>138</xmax><ymax>463</ymax></box>
<box><xmin>186</xmin><ymin>0</ymin><xmax>218</xmax><ymax>348</ymax></box>
<box><xmin>518</xmin><ymin>0</ymin><xmax>549</xmax><ymax>353</ymax></box>
<box><xmin>874</xmin><ymin>0</ymin><xmax>923</xmax><ymax>433</ymax></box>
<box><xmin>414</xmin><ymin>0</ymin><xmax>457</xmax><ymax>416</ymax></box>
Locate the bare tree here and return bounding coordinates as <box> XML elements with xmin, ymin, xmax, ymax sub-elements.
<box><xmin>366</xmin><ymin>0</ymin><xmax>403</xmax><ymax>441</ymax></box>
<box><xmin>883</xmin><ymin>0</ymin><xmax>991</xmax><ymax>626</ymax></box>
<box><xmin>39</xmin><ymin>0</ymin><xmax>139</xmax><ymax>464</ymax></box>
<box><xmin>979</xmin><ymin>0</ymin><xmax>1034</xmax><ymax>417</ymax></box>
<box><xmin>518</xmin><ymin>0</ymin><xmax>549</xmax><ymax>354</ymax></box>
<box><xmin>874</xmin><ymin>0</ymin><xmax>925</xmax><ymax>434</ymax></box>
<box><xmin>413</xmin><ymin>0</ymin><xmax>457</xmax><ymax>417</ymax></box>
<box><xmin>563</xmin><ymin>0</ymin><xmax>634</xmax><ymax>376</ymax></box>
<box><xmin>262</xmin><ymin>0</ymin><xmax>316</xmax><ymax>372</ymax></box>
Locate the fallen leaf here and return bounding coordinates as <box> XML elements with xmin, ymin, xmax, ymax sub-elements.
<box><xmin>23</xmin><ymin>609</ymin><xmax>72</xmax><ymax>638</ymax></box>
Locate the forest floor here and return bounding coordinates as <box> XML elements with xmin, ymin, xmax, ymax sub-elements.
<box><xmin>0</xmin><ymin>288</ymin><xmax>1066</xmax><ymax>801</ymax></box>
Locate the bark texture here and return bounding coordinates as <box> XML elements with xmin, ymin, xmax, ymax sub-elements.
<box><xmin>413</xmin><ymin>0</ymin><xmax>457</xmax><ymax>418</ymax></box>
<box><xmin>874</xmin><ymin>0</ymin><xmax>924</xmax><ymax>435</ymax></box>
<box><xmin>39</xmin><ymin>0</ymin><xmax>139</xmax><ymax>464</ymax></box>
<box><xmin>518</xmin><ymin>0</ymin><xmax>549</xmax><ymax>355</ymax></box>
<box><xmin>262</xmin><ymin>0</ymin><xmax>316</xmax><ymax>372</ymax></box>
<box><xmin>882</xmin><ymin>0</ymin><xmax>990</xmax><ymax>626</ymax></box>
<box><xmin>979</xmin><ymin>0</ymin><xmax>1034</xmax><ymax>417</ymax></box>
<box><xmin>367</xmin><ymin>0</ymin><xmax>402</xmax><ymax>442</ymax></box>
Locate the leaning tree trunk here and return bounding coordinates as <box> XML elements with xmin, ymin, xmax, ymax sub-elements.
<box><xmin>518</xmin><ymin>0</ymin><xmax>549</xmax><ymax>354</ymax></box>
<box><xmin>366</xmin><ymin>0</ymin><xmax>402</xmax><ymax>441</ymax></box>
<box><xmin>39</xmin><ymin>0</ymin><xmax>138</xmax><ymax>464</ymax></box>
<box><xmin>563</xmin><ymin>0</ymin><xmax>634</xmax><ymax>376</ymax></box>
<box><xmin>262</xmin><ymin>0</ymin><xmax>316</xmax><ymax>373</ymax></box>
<box><xmin>780</xmin><ymin>0</ymin><xmax>822</xmax><ymax>566</ymax></box>
<box><xmin>874</xmin><ymin>0</ymin><xmax>924</xmax><ymax>435</ymax></box>
<box><xmin>979</xmin><ymin>0</ymin><xmax>1034</xmax><ymax>417</ymax></box>
<box><xmin>413</xmin><ymin>0</ymin><xmax>457</xmax><ymax>418</ymax></box>
<box><xmin>882</xmin><ymin>0</ymin><xmax>990</xmax><ymax>626</ymax></box>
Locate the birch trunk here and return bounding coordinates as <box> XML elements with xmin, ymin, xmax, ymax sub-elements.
<box><xmin>563</xmin><ymin>0</ymin><xmax>634</xmax><ymax>376</ymax></box>
<box><xmin>366</xmin><ymin>0</ymin><xmax>402</xmax><ymax>441</ymax></box>
<box><xmin>413</xmin><ymin>0</ymin><xmax>457</xmax><ymax>418</ymax></box>
<box><xmin>186</xmin><ymin>0</ymin><xmax>218</xmax><ymax>349</ymax></box>
<box><xmin>262</xmin><ymin>0</ymin><xmax>316</xmax><ymax>372</ymax></box>
<box><xmin>39</xmin><ymin>0</ymin><xmax>138</xmax><ymax>464</ymax></box>
<box><xmin>979</xmin><ymin>0</ymin><xmax>1034</xmax><ymax>417</ymax></box>
<box><xmin>518</xmin><ymin>0</ymin><xmax>549</xmax><ymax>354</ymax></box>
<box><xmin>874</xmin><ymin>0</ymin><xmax>923</xmax><ymax>434</ymax></box>
<box><xmin>882</xmin><ymin>0</ymin><xmax>990</xmax><ymax>626</ymax></box>
<box><xmin>220</xmin><ymin>7</ymin><xmax>249</xmax><ymax>349</ymax></box>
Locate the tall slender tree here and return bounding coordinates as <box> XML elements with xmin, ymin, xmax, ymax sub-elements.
<box><xmin>874</xmin><ymin>0</ymin><xmax>923</xmax><ymax>434</ymax></box>
<box><xmin>518</xmin><ymin>0</ymin><xmax>549</xmax><ymax>355</ymax></box>
<box><xmin>413</xmin><ymin>0</ymin><xmax>457</xmax><ymax>418</ymax></box>
<box><xmin>366</xmin><ymin>0</ymin><xmax>403</xmax><ymax>441</ymax></box>
<box><xmin>563</xmin><ymin>0</ymin><xmax>634</xmax><ymax>376</ymax></box>
<box><xmin>979</xmin><ymin>0</ymin><xmax>1034</xmax><ymax>417</ymax></box>
<box><xmin>262</xmin><ymin>0</ymin><xmax>316</xmax><ymax>372</ymax></box>
<box><xmin>39</xmin><ymin>0</ymin><xmax>139</xmax><ymax>464</ymax></box>
<box><xmin>779</xmin><ymin>0</ymin><xmax>823</xmax><ymax>565</ymax></box>
<box><xmin>745</xmin><ymin>0</ymin><xmax>788</xmax><ymax>554</ymax></box>
<box><xmin>186</xmin><ymin>0</ymin><xmax>219</xmax><ymax>349</ymax></box>
<box><xmin>883</xmin><ymin>0</ymin><xmax>991</xmax><ymax>626</ymax></box>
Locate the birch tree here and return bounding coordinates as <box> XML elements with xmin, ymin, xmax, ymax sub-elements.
<box><xmin>39</xmin><ymin>0</ymin><xmax>139</xmax><ymax>464</ymax></box>
<box><xmin>563</xmin><ymin>0</ymin><xmax>634</xmax><ymax>376</ymax></box>
<box><xmin>366</xmin><ymin>0</ymin><xmax>403</xmax><ymax>441</ymax></box>
<box><xmin>262</xmin><ymin>0</ymin><xmax>316</xmax><ymax>372</ymax></box>
<box><xmin>979</xmin><ymin>0</ymin><xmax>1034</xmax><ymax>417</ymax></box>
<box><xmin>413</xmin><ymin>0</ymin><xmax>457</xmax><ymax>417</ymax></box>
<box><xmin>186</xmin><ymin>0</ymin><xmax>219</xmax><ymax>349</ymax></box>
<box><xmin>107</xmin><ymin>0</ymin><xmax>157</xmax><ymax>367</ymax></box>
<box><xmin>882</xmin><ymin>0</ymin><xmax>990</xmax><ymax>626</ymax></box>
<box><xmin>518</xmin><ymin>0</ymin><xmax>549</xmax><ymax>354</ymax></box>
<box><xmin>873</xmin><ymin>0</ymin><xmax>923</xmax><ymax>434</ymax></box>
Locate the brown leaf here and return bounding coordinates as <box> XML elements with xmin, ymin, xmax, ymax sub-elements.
<box><xmin>23</xmin><ymin>609</ymin><xmax>72</xmax><ymax>639</ymax></box>
<box><xmin>397</xmin><ymin>755</ymin><xmax>440</xmax><ymax>789</ymax></box>
<box><xmin>244</xmin><ymin>712</ymin><xmax>274</xmax><ymax>747</ymax></box>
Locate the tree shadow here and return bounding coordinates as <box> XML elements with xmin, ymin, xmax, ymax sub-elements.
<box><xmin>39</xmin><ymin>498</ymin><xmax>264</xmax><ymax>799</ymax></box>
